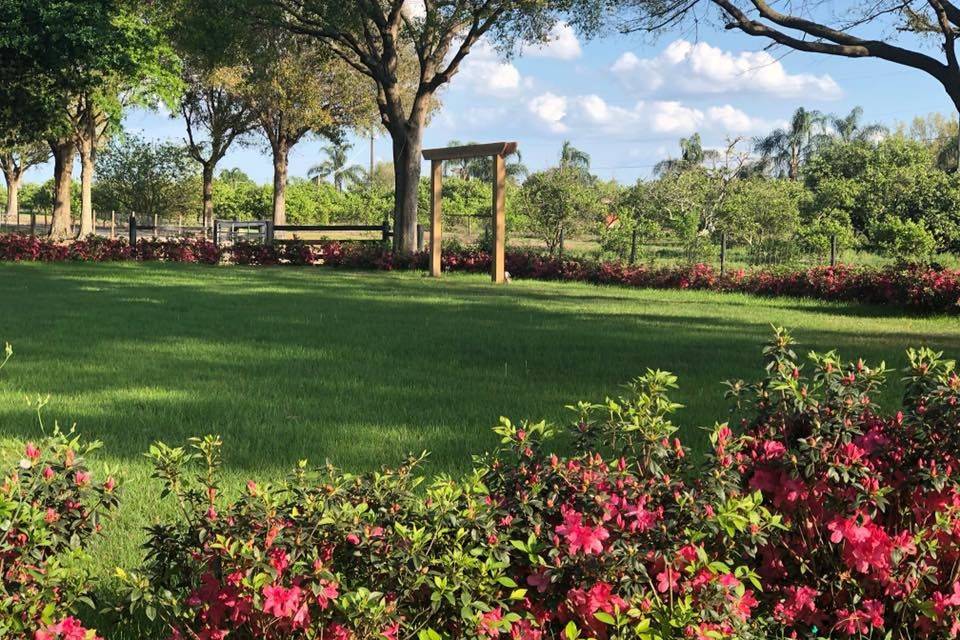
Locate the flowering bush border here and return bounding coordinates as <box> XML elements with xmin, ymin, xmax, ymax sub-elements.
<box><xmin>6</xmin><ymin>329</ymin><xmax>960</xmax><ymax>638</ymax></box>
<box><xmin>1</xmin><ymin>234</ymin><xmax>958</xmax><ymax>313</ymax></box>
<box><xmin>110</xmin><ymin>329</ymin><xmax>960</xmax><ymax>639</ymax></box>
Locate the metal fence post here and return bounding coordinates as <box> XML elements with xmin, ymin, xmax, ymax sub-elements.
<box><xmin>629</xmin><ymin>228</ymin><xmax>638</xmax><ymax>265</ymax></box>
<box><xmin>129</xmin><ymin>213</ymin><xmax>137</xmax><ymax>245</ymax></box>
<box><xmin>830</xmin><ymin>234</ymin><xmax>837</xmax><ymax>267</ymax></box>
<box><xmin>720</xmin><ymin>231</ymin><xmax>727</xmax><ymax>275</ymax></box>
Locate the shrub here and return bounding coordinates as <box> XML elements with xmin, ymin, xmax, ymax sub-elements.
<box><xmin>871</xmin><ymin>216</ymin><xmax>938</xmax><ymax>264</ymax></box>
<box><xmin>727</xmin><ymin>328</ymin><xmax>960</xmax><ymax>637</ymax></box>
<box><xmin>223</xmin><ymin>240</ymin><xmax>281</xmax><ymax>266</ymax></box>
<box><xmin>117</xmin><ymin>368</ymin><xmax>785</xmax><ymax>639</ymax></box>
<box><xmin>0</xmin><ymin>346</ymin><xmax>119</xmax><ymax>640</ymax></box>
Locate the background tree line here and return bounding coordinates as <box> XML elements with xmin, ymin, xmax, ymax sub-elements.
<box><xmin>4</xmin><ymin>104</ymin><xmax>960</xmax><ymax>268</ymax></box>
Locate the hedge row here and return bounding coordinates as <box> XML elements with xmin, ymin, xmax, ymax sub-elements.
<box><xmin>1</xmin><ymin>234</ymin><xmax>959</xmax><ymax>312</ymax></box>
<box><xmin>8</xmin><ymin>330</ymin><xmax>960</xmax><ymax>639</ymax></box>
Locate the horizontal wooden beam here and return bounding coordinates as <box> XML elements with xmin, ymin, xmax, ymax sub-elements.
<box><xmin>273</xmin><ymin>224</ymin><xmax>387</xmax><ymax>232</ymax></box>
<box><xmin>422</xmin><ymin>142</ymin><xmax>518</xmax><ymax>162</ymax></box>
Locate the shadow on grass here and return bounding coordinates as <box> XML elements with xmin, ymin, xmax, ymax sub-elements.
<box><xmin>0</xmin><ymin>262</ymin><xmax>956</xmax><ymax>476</ymax></box>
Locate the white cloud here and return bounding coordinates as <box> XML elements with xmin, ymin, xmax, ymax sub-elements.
<box><xmin>528</xmin><ymin>92</ymin><xmax>569</xmax><ymax>132</ymax></box>
<box><xmin>456</xmin><ymin>40</ymin><xmax>523</xmax><ymax>96</ymax></box>
<box><xmin>705</xmin><ymin>105</ymin><xmax>773</xmax><ymax>133</ymax></box>
<box><xmin>401</xmin><ymin>0</ymin><xmax>426</xmax><ymax>19</ymax></box>
<box><xmin>529</xmin><ymin>93</ymin><xmax>774</xmax><ymax>137</ymax></box>
<box><xmin>611</xmin><ymin>40</ymin><xmax>842</xmax><ymax>100</ymax></box>
<box><xmin>523</xmin><ymin>22</ymin><xmax>582</xmax><ymax>60</ymax></box>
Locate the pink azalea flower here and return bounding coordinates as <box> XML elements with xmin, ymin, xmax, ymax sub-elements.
<box><xmin>262</xmin><ymin>584</ymin><xmax>302</xmax><ymax>618</ymax></box>
<box><xmin>25</xmin><ymin>442</ymin><xmax>41</xmax><ymax>461</ymax></box>
<box><xmin>477</xmin><ymin>607</ymin><xmax>504</xmax><ymax>637</ymax></box>
<box><xmin>554</xmin><ymin>507</ymin><xmax>609</xmax><ymax>556</ymax></box>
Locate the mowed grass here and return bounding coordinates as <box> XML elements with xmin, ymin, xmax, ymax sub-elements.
<box><xmin>0</xmin><ymin>261</ymin><xmax>958</xmax><ymax>584</ymax></box>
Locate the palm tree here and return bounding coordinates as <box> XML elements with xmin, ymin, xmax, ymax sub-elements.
<box><xmin>753</xmin><ymin>107</ymin><xmax>830</xmax><ymax>180</ymax></box>
<box><xmin>653</xmin><ymin>133</ymin><xmax>720</xmax><ymax>176</ymax></box>
<box><xmin>308</xmin><ymin>141</ymin><xmax>366</xmax><ymax>192</ymax></box>
<box><xmin>831</xmin><ymin>106</ymin><xmax>888</xmax><ymax>142</ymax></box>
<box><xmin>559</xmin><ymin>141</ymin><xmax>590</xmax><ymax>172</ymax></box>
<box><xmin>444</xmin><ymin>139</ymin><xmax>473</xmax><ymax>179</ymax></box>
<box><xmin>465</xmin><ymin>149</ymin><xmax>528</xmax><ymax>182</ymax></box>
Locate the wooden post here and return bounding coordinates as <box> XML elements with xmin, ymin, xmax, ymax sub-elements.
<box><xmin>153</xmin><ymin>214</ymin><xmax>158</xmax><ymax>239</ymax></box>
<box><xmin>129</xmin><ymin>213</ymin><xmax>137</xmax><ymax>245</ymax></box>
<box><xmin>381</xmin><ymin>219</ymin><xmax>390</xmax><ymax>244</ymax></box>
<box><xmin>430</xmin><ymin>159</ymin><xmax>442</xmax><ymax>277</ymax></box>
<box><xmin>720</xmin><ymin>231</ymin><xmax>727</xmax><ymax>276</ymax></box>
<box><xmin>629</xmin><ymin>228</ymin><xmax>638</xmax><ymax>264</ymax></box>
<box><xmin>492</xmin><ymin>154</ymin><xmax>506</xmax><ymax>284</ymax></box>
<box><xmin>110</xmin><ymin>211</ymin><xmax>115</xmax><ymax>239</ymax></box>
<box><xmin>212</xmin><ymin>220</ymin><xmax>219</xmax><ymax>246</ymax></box>
<box><xmin>830</xmin><ymin>234</ymin><xmax>837</xmax><ymax>267</ymax></box>
<box><xmin>29</xmin><ymin>211</ymin><xmax>36</xmax><ymax>237</ymax></box>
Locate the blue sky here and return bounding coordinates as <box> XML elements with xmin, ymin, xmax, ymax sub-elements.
<box><xmin>26</xmin><ymin>21</ymin><xmax>958</xmax><ymax>186</ymax></box>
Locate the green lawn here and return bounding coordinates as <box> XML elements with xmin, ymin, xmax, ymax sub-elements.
<box><xmin>0</xmin><ymin>261</ymin><xmax>958</xmax><ymax>588</ymax></box>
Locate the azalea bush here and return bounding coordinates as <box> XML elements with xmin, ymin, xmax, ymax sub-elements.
<box><xmin>477</xmin><ymin>374</ymin><xmax>780</xmax><ymax>640</ymax></box>
<box><xmin>117</xmin><ymin>371</ymin><xmax>783</xmax><ymax>639</ymax></box>
<box><xmin>727</xmin><ymin>327</ymin><xmax>960</xmax><ymax>637</ymax></box>
<box><xmin>0</xmin><ymin>234</ymin><xmax>221</xmax><ymax>264</ymax></box>
<box><xmin>117</xmin><ymin>437</ymin><xmax>518</xmax><ymax>639</ymax></box>
<box><xmin>0</xmin><ymin>346</ymin><xmax>120</xmax><ymax>640</ymax></box>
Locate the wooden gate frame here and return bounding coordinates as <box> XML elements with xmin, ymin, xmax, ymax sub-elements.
<box><xmin>422</xmin><ymin>141</ymin><xmax>517</xmax><ymax>284</ymax></box>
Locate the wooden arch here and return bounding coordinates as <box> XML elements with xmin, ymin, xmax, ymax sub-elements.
<box><xmin>422</xmin><ymin>141</ymin><xmax>518</xmax><ymax>284</ymax></box>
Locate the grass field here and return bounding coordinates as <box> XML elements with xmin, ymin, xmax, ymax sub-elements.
<box><xmin>0</xmin><ymin>261</ymin><xmax>958</xmax><ymax>590</ymax></box>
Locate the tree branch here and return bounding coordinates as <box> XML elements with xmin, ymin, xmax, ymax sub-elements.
<box><xmin>709</xmin><ymin>0</ymin><xmax>951</xmax><ymax>82</ymax></box>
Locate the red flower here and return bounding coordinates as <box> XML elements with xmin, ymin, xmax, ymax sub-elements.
<box><xmin>25</xmin><ymin>442</ymin><xmax>40</xmax><ymax>462</ymax></box>
<box><xmin>554</xmin><ymin>507</ymin><xmax>609</xmax><ymax>556</ymax></box>
<box><xmin>262</xmin><ymin>584</ymin><xmax>302</xmax><ymax>618</ymax></box>
<box><xmin>477</xmin><ymin>607</ymin><xmax>504</xmax><ymax>637</ymax></box>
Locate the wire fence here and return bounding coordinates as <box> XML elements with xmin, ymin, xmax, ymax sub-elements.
<box><xmin>6</xmin><ymin>209</ymin><xmax>955</xmax><ymax>270</ymax></box>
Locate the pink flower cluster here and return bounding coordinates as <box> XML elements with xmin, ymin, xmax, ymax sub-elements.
<box><xmin>2</xmin><ymin>433</ymin><xmax>118</xmax><ymax>640</ymax></box>
<box><xmin>730</xmin><ymin>332</ymin><xmax>960</xmax><ymax>637</ymax></box>
<box><xmin>0</xmin><ymin>234</ymin><xmax>221</xmax><ymax>264</ymax></box>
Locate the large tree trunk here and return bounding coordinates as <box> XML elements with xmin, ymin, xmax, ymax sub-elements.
<box><xmin>201</xmin><ymin>163</ymin><xmax>215</xmax><ymax>229</ymax></box>
<box><xmin>48</xmin><ymin>138</ymin><xmax>76</xmax><ymax>240</ymax></box>
<box><xmin>76</xmin><ymin>135</ymin><xmax>94</xmax><ymax>237</ymax></box>
<box><xmin>271</xmin><ymin>139</ymin><xmax>289</xmax><ymax>226</ymax></box>
<box><xmin>3</xmin><ymin>169</ymin><xmax>19</xmax><ymax>222</ymax></box>
<box><xmin>390</xmin><ymin>120</ymin><xmax>425</xmax><ymax>254</ymax></box>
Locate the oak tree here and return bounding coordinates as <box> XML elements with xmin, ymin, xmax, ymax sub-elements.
<box><xmin>256</xmin><ymin>0</ymin><xmax>587</xmax><ymax>252</ymax></box>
